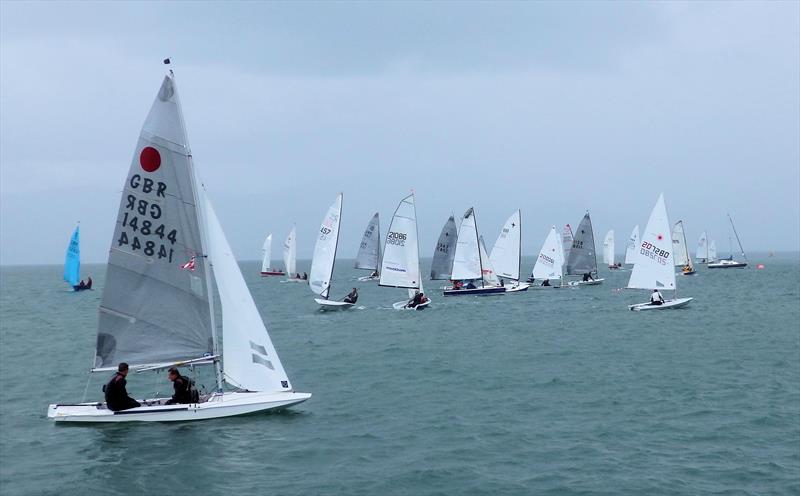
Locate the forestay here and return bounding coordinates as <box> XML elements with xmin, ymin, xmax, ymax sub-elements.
<box><xmin>261</xmin><ymin>234</ymin><xmax>273</xmax><ymax>272</ymax></box>
<box><xmin>490</xmin><ymin>210</ymin><xmax>521</xmax><ymax>281</ymax></box>
<box><xmin>354</xmin><ymin>213</ymin><xmax>380</xmax><ymax>271</ymax></box>
<box><xmin>603</xmin><ymin>230</ymin><xmax>615</xmax><ymax>266</ymax></box>
<box><xmin>430</xmin><ymin>215</ymin><xmax>458</xmax><ymax>280</ymax></box>
<box><xmin>532</xmin><ymin>226</ymin><xmax>564</xmax><ymax>280</ymax></box>
<box><xmin>309</xmin><ymin>194</ymin><xmax>343</xmax><ymax>299</ymax></box>
<box><xmin>95</xmin><ymin>74</ymin><xmax>213</xmax><ymax>369</ymax></box>
<box><xmin>625</xmin><ymin>225</ymin><xmax>640</xmax><ymax>264</ymax></box>
<box><xmin>627</xmin><ymin>193</ymin><xmax>676</xmax><ymax>291</ymax></box>
<box><xmin>202</xmin><ymin>190</ymin><xmax>292</xmax><ymax>393</ymax></box>
<box><xmin>379</xmin><ymin>194</ymin><xmax>420</xmax><ymax>289</ymax></box>
<box><xmin>672</xmin><ymin>221</ymin><xmax>690</xmax><ymax>266</ymax></box>
<box><xmin>64</xmin><ymin>225</ymin><xmax>80</xmax><ymax>287</ymax></box>
<box><xmin>451</xmin><ymin>208</ymin><xmax>481</xmax><ymax>281</ymax></box>
<box><xmin>283</xmin><ymin>226</ymin><xmax>296</xmax><ymax>275</ymax></box>
<box><xmin>566</xmin><ymin>213</ymin><xmax>598</xmax><ymax>275</ymax></box>
<box><xmin>478</xmin><ymin>236</ymin><xmax>500</xmax><ymax>286</ymax></box>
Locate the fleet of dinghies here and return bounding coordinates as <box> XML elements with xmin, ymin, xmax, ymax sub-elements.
<box><xmin>52</xmin><ymin>65</ymin><xmax>758</xmax><ymax>423</ymax></box>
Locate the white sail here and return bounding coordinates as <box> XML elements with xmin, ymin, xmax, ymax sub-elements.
<box><xmin>603</xmin><ymin>230</ymin><xmax>615</xmax><ymax>266</ymax></box>
<box><xmin>354</xmin><ymin>213</ymin><xmax>380</xmax><ymax>271</ymax></box>
<box><xmin>261</xmin><ymin>234</ymin><xmax>273</xmax><ymax>272</ymax></box>
<box><xmin>531</xmin><ymin>226</ymin><xmax>564</xmax><ymax>281</ymax></box>
<box><xmin>627</xmin><ymin>193</ymin><xmax>676</xmax><ymax>291</ymax></box>
<box><xmin>672</xmin><ymin>221</ymin><xmax>690</xmax><ymax>266</ymax></box>
<box><xmin>696</xmin><ymin>231</ymin><xmax>708</xmax><ymax>261</ymax></box>
<box><xmin>309</xmin><ymin>194</ymin><xmax>343</xmax><ymax>299</ymax></box>
<box><xmin>283</xmin><ymin>226</ymin><xmax>296</xmax><ymax>276</ymax></box>
<box><xmin>562</xmin><ymin>224</ymin><xmax>574</xmax><ymax>261</ymax></box>
<box><xmin>202</xmin><ymin>191</ymin><xmax>292</xmax><ymax>392</ymax></box>
<box><xmin>379</xmin><ymin>194</ymin><xmax>420</xmax><ymax>289</ymax></box>
<box><xmin>451</xmin><ymin>208</ymin><xmax>482</xmax><ymax>281</ymax></box>
<box><xmin>490</xmin><ymin>210</ymin><xmax>522</xmax><ymax>281</ymax></box>
<box><xmin>708</xmin><ymin>240</ymin><xmax>717</xmax><ymax>261</ymax></box>
<box><xmin>478</xmin><ymin>236</ymin><xmax>500</xmax><ymax>286</ymax></box>
<box><xmin>625</xmin><ymin>225</ymin><xmax>640</xmax><ymax>265</ymax></box>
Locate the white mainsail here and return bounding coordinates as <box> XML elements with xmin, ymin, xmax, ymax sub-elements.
<box><xmin>354</xmin><ymin>212</ymin><xmax>380</xmax><ymax>272</ymax></box>
<box><xmin>261</xmin><ymin>234</ymin><xmax>273</xmax><ymax>272</ymax></box>
<box><xmin>627</xmin><ymin>193</ymin><xmax>676</xmax><ymax>291</ymax></box>
<box><xmin>283</xmin><ymin>226</ymin><xmax>297</xmax><ymax>276</ymax></box>
<box><xmin>672</xmin><ymin>221</ymin><xmax>691</xmax><ymax>267</ymax></box>
<box><xmin>309</xmin><ymin>194</ymin><xmax>343</xmax><ymax>299</ymax></box>
<box><xmin>451</xmin><ymin>208</ymin><xmax>482</xmax><ymax>281</ymax></box>
<box><xmin>478</xmin><ymin>236</ymin><xmax>500</xmax><ymax>287</ymax></box>
<box><xmin>625</xmin><ymin>225</ymin><xmax>640</xmax><ymax>265</ymax></box>
<box><xmin>202</xmin><ymin>191</ymin><xmax>291</xmax><ymax>392</ymax></box>
<box><xmin>490</xmin><ymin>210</ymin><xmax>522</xmax><ymax>281</ymax></box>
<box><xmin>603</xmin><ymin>230</ymin><xmax>615</xmax><ymax>266</ymax></box>
<box><xmin>531</xmin><ymin>226</ymin><xmax>564</xmax><ymax>281</ymax></box>
<box><xmin>379</xmin><ymin>194</ymin><xmax>420</xmax><ymax>294</ymax></box>
<box><xmin>708</xmin><ymin>240</ymin><xmax>717</xmax><ymax>261</ymax></box>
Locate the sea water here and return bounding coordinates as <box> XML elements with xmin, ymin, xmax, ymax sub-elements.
<box><xmin>1</xmin><ymin>255</ymin><xmax>798</xmax><ymax>495</ymax></box>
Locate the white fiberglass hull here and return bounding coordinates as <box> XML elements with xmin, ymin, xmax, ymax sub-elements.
<box><xmin>315</xmin><ymin>298</ymin><xmax>355</xmax><ymax>311</ymax></box>
<box><xmin>357</xmin><ymin>275</ymin><xmax>380</xmax><ymax>282</ymax></box>
<box><xmin>629</xmin><ymin>297</ymin><xmax>693</xmax><ymax>311</ymax></box>
<box><xmin>567</xmin><ymin>278</ymin><xmax>605</xmax><ymax>287</ymax></box>
<box><xmin>47</xmin><ymin>391</ymin><xmax>311</xmax><ymax>423</ymax></box>
<box><xmin>708</xmin><ymin>260</ymin><xmax>747</xmax><ymax>269</ymax></box>
<box><xmin>392</xmin><ymin>299</ymin><xmax>431</xmax><ymax>310</ymax></box>
<box><xmin>504</xmin><ymin>282</ymin><xmax>530</xmax><ymax>293</ymax></box>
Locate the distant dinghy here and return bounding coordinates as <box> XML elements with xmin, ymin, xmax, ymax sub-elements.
<box><xmin>64</xmin><ymin>224</ymin><xmax>92</xmax><ymax>291</ymax></box>
<box><xmin>529</xmin><ymin>225</ymin><xmax>566</xmax><ymax>288</ymax></box>
<box><xmin>48</xmin><ymin>69</ymin><xmax>310</xmax><ymax>423</ymax></box>
<box><xmin>282</xmin><ymin>226</ymin><xmax>304</xmax><ymax>282</ymax></box>
<box><xmin>260</xmin><ymin>234</ymin><xmax>285</xmax><ymax>276</ymax></box>
<box><xmin>565</xmin><ymin>212</ymin><xmax>605</xmax><ymax>286</ymax></box>
<box><xmin>708</xmin><ymin>214</ymin><xmax>748</xmax><ymax>269</ymax></box>
<box><xmin>672</xmin><ymin>220</ymin><xmax>696</xmax><ymax>275</ymax></box>
<box><xmin>355</xmin><ymin>213</ymin><xmax>381</xmax><ymax>281</ymax></box>
<box><xmin>627</xmin><ymin>194</ymin><xmax>693</xmax><ymax>311</ymax></box>
<box><xmin>379</xmin><ymin>193</ymin><xmax>430</xmax><ymax>310</ymax></box>
<box><xmin>624</xmin><ymin>225</ymin><xmax>640</xmax><ymax>266</ymax></box>
<box><xmin>490</xmin><ymin>210</ymin><xmax>529</xmax><ymax>292</ymax></box>
<box><xmin>443</xmin><ymin>208</ymin><xmax>505</xmax><ymax>296</ymax></box>
<box><xmin>430</xmin><ymin>215</ymin><xmax>458</xmax><ymax>281</ymax></box>
<box><xmin>310</xmin><ymin>194</ymin><xmax>354</xmax><ymax>311</ymax></box>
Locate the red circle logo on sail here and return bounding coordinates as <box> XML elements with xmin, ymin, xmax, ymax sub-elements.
<box><xmin>140</xmin><ymin>147</ymin><xmax>161</xmax><ymax>172</ymax></box>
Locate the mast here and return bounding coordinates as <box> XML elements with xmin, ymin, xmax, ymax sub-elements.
<box><xmin>473</xmin><ymin>209</ymin><xmax>484</xmax><ymax>288</ymax></box>
<box><xmin>589</xmin><ymin>211</ymin><xmax>598</xmax><ymax>277</ymax></box>
<box><xmin>326</xmin><ymin>193</ymin><xmax>343</xmax><ymax>299</ymax></box>
<box><xmin>728</xmin><ymin>214</ymin><xmax>746</xmax><ymax>260</ymax></box>
<box><xmin>516</xmin><ymin>210</ymin><xmax>522</xmax><ymax>282</ymax></box>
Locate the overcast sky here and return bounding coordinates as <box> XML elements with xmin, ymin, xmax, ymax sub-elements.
<box><xmin>1</xmin><ymin>1</ymin><xmax>798</xmax><ymax>266</ymax></box>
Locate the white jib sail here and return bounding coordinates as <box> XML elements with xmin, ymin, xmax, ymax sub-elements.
<box><xmin>479</xmin><ymin>236</ymin><xmax>500</xmax><ymax>286</ymax></box>
<box><xmin>603</xmin><ymin>230</ymin><xmax>615</xmax><ymax>266</ymax></box>
<box><xmin>354</xmin><ymin>213</ymin><xmax>380</xmax><ymax>271</ymax></box>
<box><xmin>261</xmin><ymin>234</ymin><xmax>273</xmax><ymax>272</ymax></box>
<box><xmin>201</xmin><ymin>189</ymin><xmax>292</xmax><ymax>392</ymax></box>
<box><xmin>627</xmin><ymin>193</ymin><xmax>676</xmax><ymax>291</ymax></box>
<box><xmin>672</xmin><ymin>221</ymin><xmax>690</xmax><ymax>266</ymax></box>
<box><xmin>283</xmin><ymin>226</ymin><xmax>296</xmax><ymax>276</ymax></box>
<box><xmin>309</xmin><ymin>194</ymin><xmax>343</xmax><ymax>299</ymax></box>
<box><xmin>379</xmin><ymin>194</ymin><xmax>420</xmax><ymax>289</ymax></box>
<box><xmin>625</xmin><ymin>225</ymin><xmax>640</xmax><ymax>265</ymax></box>
<box><xmin>490</xmin><ymin>210</ymin><xmax>521</xmax><ymax>281</ymax></box>
<box><xmin>708</xmin><ymin>240</ymin><xmax>717</xmax><ymax>261</ymax></box>
<box><xmin>532</xmin><ymin>226</ymin><xmax>565</xmax><ymax>280</ymax></box>
<box><xmin>451</xmin><ymin>208</ymin><xmax>482</xmax><ymax>281</ymax></box>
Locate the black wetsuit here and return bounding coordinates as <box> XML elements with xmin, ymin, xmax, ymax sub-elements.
<box><xmin>166</xmin><ymin>375</ymin><xmax>192</xmax><ymax>405</ymax></box>
<box><xmin>104</xmin><ymin>372</ymin><xmax>140</xmax><ymax>411</ymax></box>
<box><xmin>344</xmin><ymin>291</ymin><xmax>358</xmax><ymax>304</ymax></box>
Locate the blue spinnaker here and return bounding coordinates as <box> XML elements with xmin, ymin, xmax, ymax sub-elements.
<box><xmin>64</xmin><ymin>225</ymin><xmax>80</xmax><ymax>287</ymax></box>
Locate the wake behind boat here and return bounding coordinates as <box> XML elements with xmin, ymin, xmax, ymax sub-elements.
<box><xmin>48</xmin><ymin>68</ymin><xmax>309</xmax><ymax>423</ymax></box>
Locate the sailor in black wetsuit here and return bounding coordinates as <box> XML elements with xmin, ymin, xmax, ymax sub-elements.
<box><xmin>103</xmin><ymin>362</ymin><xmax>140</xmax><ymax>411</ymax></box>
<box><xmin>343</xmin><ymin>288</ymin><xmax>358</xmax><ymax>304</ymax></box>
<box><xmin>165</xmin><ymin>367</ymin><xmax>192</xmax><ymax>405</ymax></box>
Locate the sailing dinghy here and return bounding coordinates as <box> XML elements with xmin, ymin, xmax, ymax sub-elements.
<box><xmin>430</xmin><ymin>214</ymin><xmax>458</xmax><ymax>283</ymax></box>
<box><xmin>624</xmin><ymin>225</ymin><xmax>640</xmax><ymax>267</ymax></box>
<box><xmin>309</xmin><ymin>194</ymin><xmax>353</xmax><ymax>310</ymax></box>
<box><xmin>696</xmin><ymin>231</ymin><xmax>709</xmax><ymax>264</ymax></box>
<box><xmin>443</xmin><ymin>208</ymin><xmax>505</xmax><ymax>296</ymax></box>
<box><xmin>603</xmin><ymin>230</ymin><xmax>618</xmax><ymax>269</ymax></box>
<box><xmin>48</xmin><ymin>70</ymin><xmax>310</xmax><ymax>422</ymax></box>
<box><xmin>708</xmin><ymin>214</ymin><xmax>748</xmax><ymax>268</ymax></box>
<box><xmin>379</xmin><ymin>193</ymin><xmax>430</xmax><ymax>310</ymax></box>
<box><xmin>489</xmin><ymin>210</ymin><xmax>529</xmax><ymax>292</ymax></box>
<box><xmin>672</xmin><ymin>221</ymin><xmax>696</xmax><ymax>275</ymax></box>
<box><xmin>355</xmin><ymin>213</ymin><xmax>381</xmax><ymax>281</ymax></box>
<box><xmin>562</xmin><ymin>224</ymin><xmax>574</xmax><ymax>262</ymax></box>
<box><xmin>64</xmin><ymin>224</ymin><xmax>91</xmax><ymax>291</ymax></box>
<box><xmin>260</xmin><ymin>234</ymin><xmax>285</xmax><ymax>276</ymax></box>
<box><xmin>529</xmin><ymin>225</ymin><xmax>565</xmax><ymax>288</ymax></box>
<box><xmin>627</xmin><ymin>194</ymin><xmax>693</xmax><ymax>311</ymax></box>
<box><xmin>565</xmin><ymin>212</ymin><xmax>605</xmax><ymax>286</ymax></box>
<box><xmin>282</xmin><ymin>226</ymin><xmax>304</xmax><ymax>282</ymax></box>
